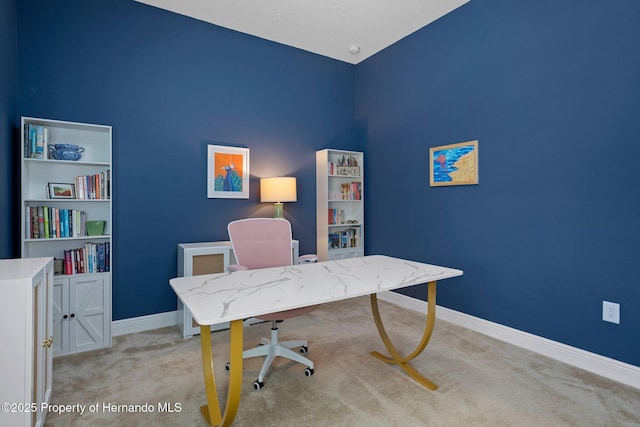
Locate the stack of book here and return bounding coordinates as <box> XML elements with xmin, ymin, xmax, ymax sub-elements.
<box><xmin>328</xmin><ymin>228</ymin><xmax>361</xmax><ymax>249</ymax></box>
<box><xmin>27</xmin><ymin>206</ymin><xmax>87</xmax><ymax>239</ymax></box>
<box><xmin>75</xmin><ymin>171</ymin><xmax>110</xmax><ymax>199</ymax></box>
<box><xmin>340</xmin><ymin>181</ymin><xmax>362</xmax><ymax>200</ymax></box>
<box><xmin>62</xmin><ymin>242</ymin><xmax>110</xmax><ymax>275</ymax></box>
<box><xmin>328</xmin><ymin>208</ymin><xmax>345</xmax><ymax>225</ymax></box>
<box><xmin>23</xmin><ymin>123</ymin><xmax>49</xmax><ymax>159</ymax></box>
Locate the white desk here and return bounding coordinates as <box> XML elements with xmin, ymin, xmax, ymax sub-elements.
<box><xmin>170</xmin><ymin>255</ymin><xmax>463</xmax><ymax>426</ymax></box>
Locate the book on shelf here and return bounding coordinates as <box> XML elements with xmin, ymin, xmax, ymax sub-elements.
<box><xmin>54</xmin><ymin>208</ymin><xmax>60</xmax><ymax>237</ymax></box>
<box><xmin>328</xmin><ymin>208</ymin><xmax>360</xmax><ymax>225</ymax></box>
<box><xmin>61</xmin><ymin>242</ymin><xmax>110</xmax><ymax>275</ymax></box>
<box><xmin>336</xmin><ymin>181</ymin><xmax>362</xmax><ymax>200</ymax></box>
<box><xmin>23</xmin><ymin>123</ymin><xmax>49</xmax><ymax>159</ymax></box>
<box><xmin>328</xmin><ymin>228</ymin><xmax>361</xmax><ymax>249</ymax></box>
<box><xmin>37</xmin><ymin>206</ymin><xmax>45</xmax><ymax>238</ymax></box>
<box><xmin>74</xmin><ymin>171</ymin><xmax>110</xmax><ymax>200</ymax></box>
<box><xmin>27</xmin><ymin>206</ymin><xmax>89</xmax><ymax>239</ymax></box>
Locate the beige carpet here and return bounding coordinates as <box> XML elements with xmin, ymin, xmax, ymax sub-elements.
<box><xmin>45</xmin><ymin>296</ymin><xmax>640</xmax><ymax>426</ymax></box>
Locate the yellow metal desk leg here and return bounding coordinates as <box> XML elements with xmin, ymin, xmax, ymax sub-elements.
<box><xmin>199</xmin><ymin>320</ymin><xmax>244</xmax><ymax>426</ymax></box>
<box><xmin>370</xmin><ymin>281</ymin><xmax>438</xmax><ymax>390</ymax></box>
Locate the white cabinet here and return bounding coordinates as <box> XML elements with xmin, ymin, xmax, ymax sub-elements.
<box><xmin>176</xmin><ymin>241</ymin><xmax>300</xmax><ymax>338</ymax></box>
<box><xmin>0</xmin><ymin>257</ymin><xmax>53</xmax><ymax>427</ymax></box>
<box><xmin>53</xmin><ymin>274</ymin><xmax>111</xmax><ymax>356</ymax></box>
<box><xmin>316</xmin><ymin>149</ymin><xmax>364</xmax><ymax>261</ymax></box>
<box><xmin>177</xmin><ymin>242</ymin><xmax>232</xmax><ymax>338</ymax></box>
<box><xmin>20</xmin><ymin>117</ymin><xmax>112</xmax><ymax>355</ymax></box>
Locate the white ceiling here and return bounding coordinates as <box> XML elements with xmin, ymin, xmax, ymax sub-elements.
<box><xmin>134</xmin><ymin>0</ymin><xmax>470</xmax><ymax>64</ymax></box>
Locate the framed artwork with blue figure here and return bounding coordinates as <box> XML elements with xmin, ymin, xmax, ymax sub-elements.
<box><xmin>207</xmin><ymin>145</ymin><xmax>250</xmax><ymax>198</ymax></box>
<box><xmin>429</xmin><ymin>140</ymin><xmax>478</xmax><ymax>187</ymax></box>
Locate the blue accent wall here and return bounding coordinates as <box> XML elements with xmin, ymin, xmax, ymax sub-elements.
<box><xmin>15</xmin><ymin>0</ymin><xmax>355</xmax><ymax>320</ymax></box>
<box><xmin>4</xmin><ymin>0</ymin><xmax>639</xmax><ymax>368</ymax></box>
<box><xmin>355</xmin><ymin>0</ymin><xmax>640</xmax><ymax>366</ymax></box>
<box><xmin>0</xmin><ymin>0</ymin><xmax>17</xmax><ymax>259</ymax></box>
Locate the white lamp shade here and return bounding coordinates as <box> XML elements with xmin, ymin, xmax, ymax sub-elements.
<box><xmin>260</xmin><ymin>177</ymin><xmax>297</xmax><ymax>202</ymax></box>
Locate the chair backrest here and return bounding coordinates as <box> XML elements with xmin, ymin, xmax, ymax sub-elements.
<box><xmin>228</xmin><ymin>218</ymin><xmax>293</xmax><ymax>270</ymax></box>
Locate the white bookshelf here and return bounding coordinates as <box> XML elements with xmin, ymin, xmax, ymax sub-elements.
<box><xmin>20</xmin><ymin>117</ymin><xmax>112</xmax><ymax>355</ymax></box>
<box><xmin>316</xmin><ymin>149</ymin><xmax>364</xmax><ymax>261</ymax></box>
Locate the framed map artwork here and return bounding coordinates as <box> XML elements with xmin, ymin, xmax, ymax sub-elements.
<box><xmin>207</xmin><ymin>145</ymin><xmax>250</xmax><ymax>198</ymax></box>
<box><xmin>429</xmin><ymin>140</ymin><xmax>478</xmax><ymax>187</ymax></box>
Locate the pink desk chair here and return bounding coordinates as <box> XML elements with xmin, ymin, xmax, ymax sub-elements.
<box><xmin>227</xmin><ymin>218</ymin><xmax>319</xmax><ymax>390</ymax></box>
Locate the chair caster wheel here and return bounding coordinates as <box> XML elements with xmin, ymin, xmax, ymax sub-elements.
<box><xmin>300</xmin><ymin>345</ymin><xmax>308</xmax><ymax>354</ymax></box>
<box><xmin>225</xmin><ymin>362</ymin><xmax>230</xmax><ymax>371</ymax></box>
<box><xmin>253</xmin><ymin>380</ymin><xmax>264</xmax><ymax>390</ymax></box>
<box><xmin>304</xmin><ymin>367</ymin><xmax>314</xmax><ymax>377</ymax></box>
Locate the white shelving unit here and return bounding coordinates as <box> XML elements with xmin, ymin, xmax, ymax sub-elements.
<box><xmin>316</xmin><ymin>149</ymin><xmax>364</xmax><ymax>261</ymax></box>
<box><xmin>20</xmin><ymin>117</ymin><xmax>112</xmax><ymax>356</ymax></box>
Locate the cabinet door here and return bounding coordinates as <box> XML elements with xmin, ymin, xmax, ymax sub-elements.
<box><xmin>69</xmin><ymin>275</ymin><xmax>108</xmax><ymax>353</ymax></box>
<box><xmin>33</xmin><ymin>263</ymin><xmax>53</xmax><ymax>427</ymax></box>
<box><xmin>32</xmin><ymin>275</ymin><xmax>44</xmax><ymax>427</ymax></box>
<box><xmin>42</xmin><ymin>264</ymin><xmax>53</xmax><ymax>426</ymax></box>
<box><xmin>52</xmin><ymin>278</ymin><xmax>70</xmax><ymax>356</ymax></box>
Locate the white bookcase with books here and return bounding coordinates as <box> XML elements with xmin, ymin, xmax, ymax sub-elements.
<box><xmin>21</xmin><ymin>117</ymin><xmax>112</xmax><ymax>356</ymax></box>
<box><xmin>316</xmin><ymin>149</ymin><xmax>364</xmax><ymax>261</ymax></box>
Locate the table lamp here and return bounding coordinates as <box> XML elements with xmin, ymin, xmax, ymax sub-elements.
<box><xmin>260</xmin><ymin>177</ymin><xmax>297</xmax><ymax>218</ymax></box>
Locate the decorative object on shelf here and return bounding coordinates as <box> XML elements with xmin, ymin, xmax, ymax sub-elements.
<box><xmin>207</xmin><ymin>145</ymin><xmax>250</xmax><ymax>199</ymax></box>
<box><xmin>47</xmin><ymin>182</ymin><xmax>75</xmax><ymax>199</ymax></box>
<box><xmin>337</xmin><ymin>165</ymin><xmax>360</xmax><ymax>176</ymax></box>
<box><xmin>328</xmin><ymin>154</ymin><xmax>360</xmax><ymax>176</ymax></box>
<box><xmin>85</xmin><ymin>220</ymin><xmax>106</xmax><ymax>236</ymax></box>
<box><xmin>429</xmin><ymin>140</ymin><xmax>479</xmax><ymax>187</ymax></box>
<box><xmin>48</xmin><ymin>143</ymin><xmax>85</xmax><ymax>161</ymax></box>
<box><xmin>260</xmin><ymin>177</ymin><xmax>297</xmax><ymax>219</ymax></box>
<box><xmin>54</xmin><ymin>258</ymin><xmax>64</xmax><ymax>275</ymax></box>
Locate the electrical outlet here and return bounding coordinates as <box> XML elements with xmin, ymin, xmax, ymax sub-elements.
<box><xmin>602</xmin><ymin>301</ymin><xmax>620</xmax><ymax>324</ymax></box>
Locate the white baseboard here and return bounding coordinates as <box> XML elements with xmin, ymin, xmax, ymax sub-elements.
<box><xmin>111</xmin><ymin>294</ymin><xmax>640</xmax><ymax>391</ymax></box>
<box><xmin>377</xmin><ymin>291</ymin><xmax>640</xmax><ymax>390</ymax></box>
<box><xmin>112</xmin><ymin>311</ymin><xmax>178</xmax><ymax>337</ymax></box>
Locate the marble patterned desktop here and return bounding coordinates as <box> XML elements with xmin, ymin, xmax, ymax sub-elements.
<box><xmin>170</xmin><ymin>254</ymin><xmax>462</xmax><ymax>326</ymax></box>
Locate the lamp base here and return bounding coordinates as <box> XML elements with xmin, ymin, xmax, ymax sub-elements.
<box><xmin>273</xmin><ymin>202</ymin><xmax>284</xmax><ymax>219</ymax></box>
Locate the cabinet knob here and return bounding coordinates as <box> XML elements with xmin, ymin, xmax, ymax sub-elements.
<box><xmin>42</xmin><ymin>337</ymin><xmax>53</xmax><ymax>348</ymax></box>
<box><xmin>63</xmin><ymin>314</ymin><xmax>68</xmax><ymax>319</ymax></box>
<box><xmin>70</xmin><ymin>313</ymin><xmax>75</xmax><ymax>318</ymax></box>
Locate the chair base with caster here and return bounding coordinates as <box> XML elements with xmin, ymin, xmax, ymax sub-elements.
<box><xmin>227</xmin><ymin>320</ymin><xmax>315</xmax><ymax>390</ymax></box>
